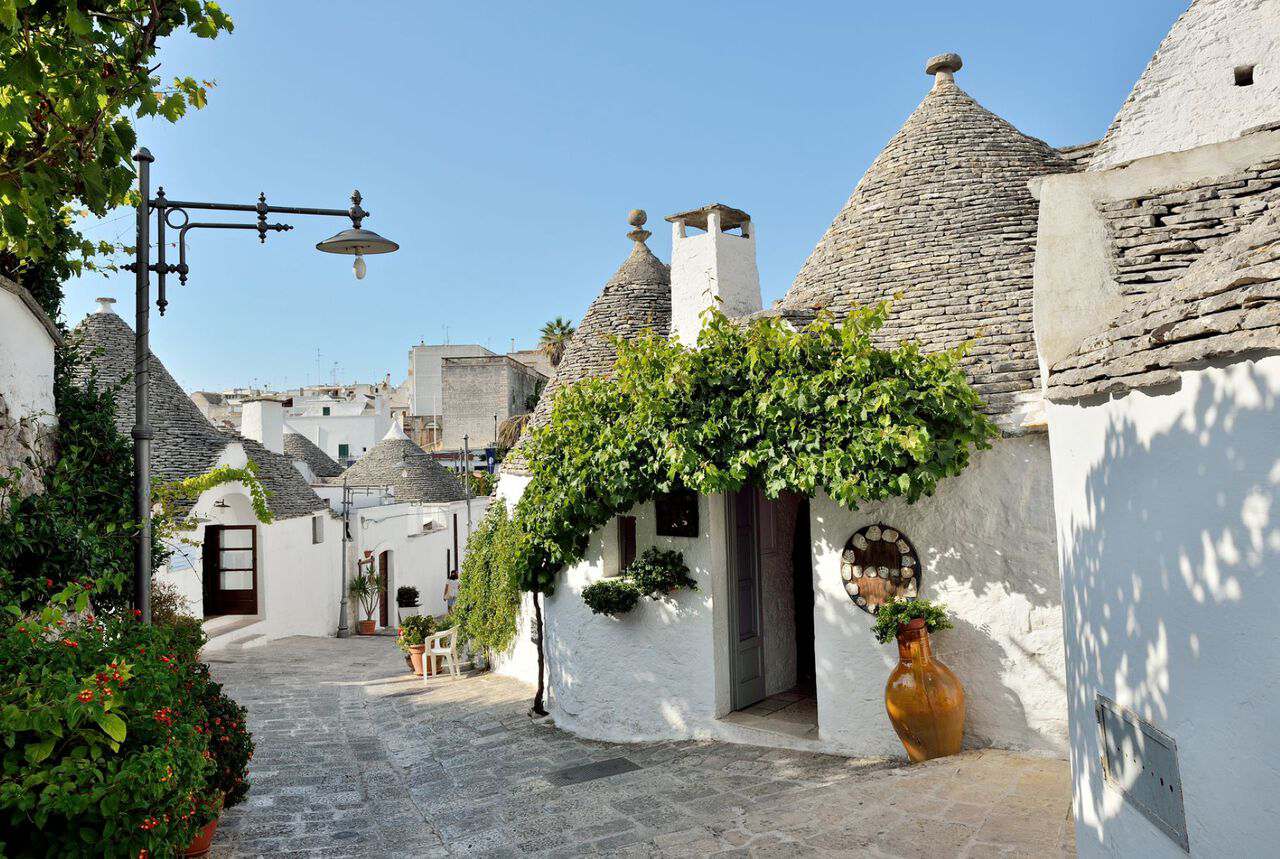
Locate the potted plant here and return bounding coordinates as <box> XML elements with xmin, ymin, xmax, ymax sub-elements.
<box><xmin>397</xmin><ymin>614</ymin><xmax>436</xmax><ymax>675</ymax></box>
<box><xmin>627</xmin><ymin>547</ymin><xmax>696</xmax><ymax>598</ymax></box>
<box><xmin>396</xmin><ymin>586</ymin><xmax>421</xmax><ymax>623</ymax></box>
<box><xmin>349</xmin><ymin>570</ymin><xmax>379</xmax><ymax>635</ymax></box>
<box><xmin>873</xmin><ymin>597</ymin><xmax>965</xmax><ymax>762</ymax></box>
<box><xmin>581</xmin><ymin>578</ymin><xmax>642</xmax><ymax>616</ymax></box>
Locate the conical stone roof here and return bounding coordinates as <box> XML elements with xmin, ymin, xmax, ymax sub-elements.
<box><xmin>339</xmin><ymin>422</ymin><xmax>466</xmax><ymax>503</ymax></box>
<box><xmin>504</xmin><ymin>218</ymin><xmax>671</xmax><ymax>475</ymax></box>
<box><xmin>781</xmin><ymin>61</ymin><xmax>1074</xmax><ymax>417</ymax></box>
<box><xmin>283</xmin><ymin>424</ymin><xmax>343</xmax><ymax>479</ymax></box>
<box><xmin>73</xmin><ymin>306</ymin><xmax>328</xmax><ymax>519</ymax></box>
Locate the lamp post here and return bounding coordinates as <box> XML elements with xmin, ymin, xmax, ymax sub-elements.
<box><xmin>126</xmin><ymin>148</ymin><xmax>399</xmax><ymax>624</ymax></box>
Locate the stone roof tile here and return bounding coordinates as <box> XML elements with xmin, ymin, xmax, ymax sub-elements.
<box><xmin>339</xmin><ymin>423</ymin><xmax>466</xmax><ymax>503</ymax></box>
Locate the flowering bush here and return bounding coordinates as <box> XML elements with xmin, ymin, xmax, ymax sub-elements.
<box><xmin>0</xmin><ymin>611</ymin><xmax>214</xmax><ymax>857</ymax></box>
<box><xmin>191</xmin><ymin>663</ymin><xmax>253</xmax><ymax>810</ymax></box>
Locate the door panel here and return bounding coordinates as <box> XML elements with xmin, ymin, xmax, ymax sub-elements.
<box><xmin>202</xmin><ymin>525</ymin><xmax>257</xmax><ymax>616</ymax></box>
<box><xmin>727</xmin><ymin>487</ymin><xmax>766</xmax><ymax>709</ymax></box>
<box><xmin>378</xmin><ymin>551</ymin><xmax>389</xmax><ymax>627</ymax></box>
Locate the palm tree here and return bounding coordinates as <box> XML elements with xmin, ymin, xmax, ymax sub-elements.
<box><xmin>538</xmin><ymin>316</ymin><xmax>575</xmax><ymax>368</ymax></box>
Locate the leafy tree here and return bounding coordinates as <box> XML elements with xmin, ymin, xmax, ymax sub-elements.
<box><xmin>0</xmin><ymin>0</ymin><xmax>233</xmax><ymax>315</ymax></box>
<box><xmin>537</xmin><ymin>316</ymin><xmax>575</xmax><ymax>368</ymax></box>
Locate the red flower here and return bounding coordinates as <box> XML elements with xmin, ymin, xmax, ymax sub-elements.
<box><xmin>62</xmin><ymin>638</ymin><xmax>78</xmax><ymax>648</ymax></box>
<box><xmin>77</xmin><ymin>689</ymin><xmax>95</xmax><ymax>703</ymax></box>
<box><xmin>45</xmin><ymin>578</ymin><xmax>53</xmax><ymax>588</ymax></box>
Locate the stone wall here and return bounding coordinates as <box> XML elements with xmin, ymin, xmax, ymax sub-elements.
<box><xmin>1098</xmin><ymin>157</ymin><xmax>1280</xmax><ymax>299</ymax></box>
<box><xmin>441</xmin><ymin>356</ymin><xmax>544</xmax><ymax>451</ymax></box>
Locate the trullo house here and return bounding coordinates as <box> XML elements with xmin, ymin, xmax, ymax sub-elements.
<box><xmin>496</xmin><ymin>53</ymin><xmax>1081</xmax><ymax>757</ymax></box>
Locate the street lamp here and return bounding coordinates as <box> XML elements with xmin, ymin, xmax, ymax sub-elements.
<box><xmin>126</xmin><ymin>147</ymin><xmax>399</xmax><ymax>624</ymax></box>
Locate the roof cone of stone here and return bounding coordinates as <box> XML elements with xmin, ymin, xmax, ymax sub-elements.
<box><xmin>504</xmin><ymin>215</ymin><xmax>671</xmax><ymax>475</ymax></box>
<box><xmin>781</xmin><ymin>62</ymin><xmax>1074</xmax><ymax>417</ymax></box>
<box><xmin>283</xmin><ymin>423</ymin><xmax>343</xmax><ymax>479</ymax></box>
<box><xmin>72</xmin><ymin>308</ymin><xmax>328</xmax><ymax>519</ymax></box>
<box><xmin>339</xmin><ymin>422</ymin><xmax>466</xmax><ymax>503</ymax></box>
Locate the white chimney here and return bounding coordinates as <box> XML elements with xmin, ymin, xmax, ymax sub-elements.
<box><xmin>241</xmin><ymin>397</ymin><xmax>284</xmax><ymax>454</ymax></box>
<box><xmin>665</xmin><ymin>204</ymin><xmax>761</xmax><ymax>345</ymax></box>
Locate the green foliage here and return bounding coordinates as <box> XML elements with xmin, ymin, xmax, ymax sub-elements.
<box><xmin>452</xmin><ymin>502</ymin><xmax>522</xmax><ymax>655</ymax></box>
<box><xmin>0</xmin><ymin>0</ymin><xmax>233</xmax><ymax>295</ymax></box>
<box><xmin>871</xmin><ymin>597</ymin><xmax>954</xmax><ymax>645</ymax></box>
<box><xmin>395</xmin><ymin>585</ymin><xmax>420</xmax><ymax>608</ymax></box>
<box><xmin>396</xmin><ymin>614</ymin><xmax>435</xmax><ymax>650</ymax></box>
<box><xmin>0</xmin><ymin>343</ymin><xmax>144</xmax><ymax>612</ymax></box>
<box><xmin>581</xmin><ymin>578</ymin><xmax>642</xmax><ymax>616</ymax></box>
<box><xmin>514</xmin><ymin>305</ymin><xmax>999</xmax><ymax>594</ymax></box>
<box><xmin>154</xmin><ymin>461</ymin><xmax>274</xmax><ymax>537</ymax></box>
<box><xmin>538</xmin><ymin>316</ymin><xmax>576</xmax><ymax>368</ymax></box>
<box><xmin>0</xmin><ymin>612</ymin><xmax>215</xmax><ymax>857</ymax></box>
<box><xmin>466</xmin><ymin>471</ymin><xmax>494</xmax><ymax>497</ymax></box>
<box><xmin>626</xmin><ymin>547</ymin><xmax>697</xmax><ymax>598</ymax></box>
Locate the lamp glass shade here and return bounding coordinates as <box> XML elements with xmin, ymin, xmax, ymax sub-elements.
<box><xmin>315</xmin><ymin>227</ymin><xmax>399</xmax><ymax>256</ymax></box>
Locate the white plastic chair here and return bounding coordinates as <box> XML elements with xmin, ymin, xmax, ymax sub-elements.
<box><xmin>424</xmin><ymin>627</ymin><xmax>460</xmax><ymax>679</ymax></box>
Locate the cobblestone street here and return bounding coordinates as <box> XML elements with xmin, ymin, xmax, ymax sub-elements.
<box><xmin>209</xmin><ymin>636</ymin><xmax>1075</xmax><ymax>858</ymax></box>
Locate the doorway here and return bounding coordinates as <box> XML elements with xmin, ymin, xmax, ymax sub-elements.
<box><xmin>202</xmin><ymin>525</ymin><xmax>258</xmax><ymax>616</ymax></box>
<box><xmin>724</xmin><ymin>488</ymin><xmax>818</xmax><ymax>737</ymax></box>
<box><xmin>378</xmin><ymin>550</ymin><xmax>391</xmax><ymax>627</ymax></box>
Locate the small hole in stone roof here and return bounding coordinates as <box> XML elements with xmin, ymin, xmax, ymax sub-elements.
<box><xmin>1234</xmin><ymin>64</ymin><xmax>1255</xmax><ymax>86</ymax></box>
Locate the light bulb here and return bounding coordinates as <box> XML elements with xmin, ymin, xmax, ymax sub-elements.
<box><xmin>353</xmin><ymin>253</ymin><xmax>367</xmax><ymax>280</ymax></box>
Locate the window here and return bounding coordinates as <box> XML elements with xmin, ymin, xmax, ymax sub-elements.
<box><xmin>615</xmin><ymin>515</ymin><xmax>637</xmax><ymax>575</ymax></box>
<box><xmin>312</xmin><ymin>515</ymin><xmax>324</xmax><ymax>544</ymax></box>
<box><xmin>337</xmin><ymin>443</ymin><xmax>350</xmax><ymax>461</ymax></box>
<box><xmin>1235</xmin><ymin>64</ymin><xmax>1255</xmax><ymax>86</ymax></box>
<box><xmin>322</xmin><ymin>406</ymin><xmax>331</xmax><ymax>416</ymax></box>
<box><xmin>655</xmin><ymin>488</ymin><xmax>699</xmax><ymax>537</ymax></box>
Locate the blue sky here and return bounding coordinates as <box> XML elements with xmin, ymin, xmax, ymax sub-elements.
<box><xmin>69</xmin><ymin>1</ymin><xmax>1188</xmax><ymax>393</ymax></box>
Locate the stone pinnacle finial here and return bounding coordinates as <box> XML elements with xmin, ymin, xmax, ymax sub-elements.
<box><xmin>95</xmin><ymin>296</ymin><xmax>117</xmax><ymax>314</ymax></box>
<box><xmin>925</xmin><ymin>53</ymin><xmax>963</xmax><ymax>87</ymax></box>
<box><xmin>627</xmin><ymin>208</ymin><xmax>651</xmax><ymax>244</ymax></box>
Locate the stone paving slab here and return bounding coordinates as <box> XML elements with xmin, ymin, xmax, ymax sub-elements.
<box><xmin>208</xmin><ymin>636</ymin><xmax>1075</xmax><ymax>858</ymax></box>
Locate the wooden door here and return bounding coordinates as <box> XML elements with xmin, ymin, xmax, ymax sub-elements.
<box><xmin>727</xmin><ymin>486</ymin><xmax>766</xmax><ymax>709</ymax></box>
<box><xmin>378</xmin><ymin>551</ymin><xmax>389</xmax><ymax>627</ymax></box>
<box><xmin>202</xmin><ymin>525</ymin><xmax>258</xmax><ymax>616</ymax></box>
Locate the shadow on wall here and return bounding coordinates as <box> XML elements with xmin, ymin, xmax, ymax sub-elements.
<box><xmin>1062</xmin><ymin>361</ymin><xmax>1280</xmax><ymax>852</ymax></box>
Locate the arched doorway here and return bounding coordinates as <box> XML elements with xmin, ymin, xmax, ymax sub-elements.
<box><xmin>201</xmin><ymin>492</ymin><xmax>259</xmax><ymax>617</ymax></box>
<box><xmin>378</xmin><ymin>550</ymin><xmax>391</xmax><ymax>627</ymax></box>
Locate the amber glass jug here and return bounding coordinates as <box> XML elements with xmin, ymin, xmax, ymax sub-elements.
<box><xmin>884</xmin><ymin>617</ymin><xmax>965</xmax><ymax>762</ymax></box>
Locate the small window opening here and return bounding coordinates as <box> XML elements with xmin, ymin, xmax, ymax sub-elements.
<box><xmin>1235</xmin><ymin>64</ymin><xmax>1255</xmax><ymax>86</ymax></box>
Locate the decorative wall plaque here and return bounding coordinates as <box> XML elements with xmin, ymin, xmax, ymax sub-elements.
<box><xmin>840</xmin><ymin>523</ymin><xmax>920</xmax><ymax>614</ymax></box>
<box><xmin>654</xmin><ymin>488</ymin><xmax>699</xmax><ymax>537</ymax></box>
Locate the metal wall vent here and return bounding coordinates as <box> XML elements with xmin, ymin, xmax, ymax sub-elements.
<box><xmin>1095</xmin><ymin>694</ymin><xmax>1190</xmax><ymax>852</ymax></box>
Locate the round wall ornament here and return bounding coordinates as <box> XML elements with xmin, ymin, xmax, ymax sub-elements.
<box><xmin>840</xmin><ymin>523</ymin><xmax>920</xmax><ymax>613</ymax></box>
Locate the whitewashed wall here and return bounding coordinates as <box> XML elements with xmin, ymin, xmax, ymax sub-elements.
<box><xmin>0</xmin><ymin>286</ymin><xmax>56</xmax><ymax>427</ymax></box>
<box><xmin>1048</xmin><ymin>355</ymin><xmax>1280</xmax><ymax>857</ymax></box>
<box><xmin>1088</xmin><ymin>0</ymin><xmax>1280</xmax><ymax>172</ymax></box>
<box><xmin>810</xmin><ymin>435</ymin><xmax>1067</xmax><ymax>757</ymax></box>
<box><xmin>287</xmin><ymin>412</ymin><xmax>390</xmax><ymax>464</ymax></box>
<box><xmin>158</xmin><ymin>443</ymin><xmax>342</xmax><ymax>647</ymax></box>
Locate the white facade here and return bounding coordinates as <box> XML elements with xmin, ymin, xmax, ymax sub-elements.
<box><xmin>156</xmin><ymin>442</ymin><xmax>343</xmax><ymax>649</ymax></box>
<box><xmin>0</xmin><ymin>283</ymin><xmax>57</xmax><ymax>431</ymax></box>
<box><xmin>1047</xmin><ymin>356</ymin><xmax>1280</xmax><ymax>856</ymax></box>
<box><xmin>286</xmin><ymin>411</ymin><xmax>390</xmax><ymax>467</ymax></box>
<box><xmin>493</xmin><ymin>440</ymin><xmax>1067</xmax><ymax>757</ymax></box>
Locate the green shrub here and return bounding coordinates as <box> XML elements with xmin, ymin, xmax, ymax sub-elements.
<box><xmin>467</xmin><ymin>472</ymin><xmax>494</xmax><ymax>497</ymax></box>
<box><xmin>626</xmin><ymin>548</ymin><xmax>696</xmax><ymax>598</ymax></box>
<box><xmin>396</xmin><ymin>614</ymin><xmax>436</xmax><ymax>650</ymax></box>
<box><xmin>453</xmin><ymin>503</ymin><xmax>522</xmax><ymax>654</ymax></box>
<box><xmin>581</xmin><ymin>578</ymin><xmax>642</xmax><ymax>616</ymax></box>
<box><xmin>871</xmin><ymin>597</ymin><xmax>954</xmax><ymax>644</ymax></box>
<box><xmin>0</xmin><ymin>612</ymin><xmax>214</xmax><ymax>857</ymax></box>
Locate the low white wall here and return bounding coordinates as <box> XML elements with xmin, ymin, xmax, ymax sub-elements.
<box><xmin>810</xmin><ymin>435</ymin><xmax>1067</xmax><ymax>757</ymax></box>
<box><xmin>1049</xmin><ymin>355</ymin><xmax>1280</xmax><ymax>857</ymax></box>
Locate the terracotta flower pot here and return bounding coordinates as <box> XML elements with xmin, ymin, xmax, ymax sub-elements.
<box><xmin>407</xmin><ymin>644</ymin><xmax>426</xmax><ymax>675</ymax></box>
<box><xmin>884</xmin><ymin>618</ymin><xmax>965</xmax><ymax>762</ymax></box>
<box><xmin>184</xmin><ymin>817</ymin><xmax>219</xmax><ymax>857</ymax></box>
<box><xmin>357</xmin><ymin>619</ymin><xmax>376</xmax><ymax>636</ymax></box>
